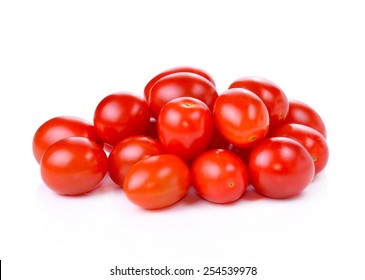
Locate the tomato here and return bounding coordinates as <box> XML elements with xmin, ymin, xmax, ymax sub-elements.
<box><xmin>144</xmin><ymin>117</ymin><xmax>159</xmax><ymax>140</ymax></box>
<box><xmin>213</xmin><ymin>88</ymin><xmax>270</xmax><ymax>148</ymax></box>
<box><xmin>32</xmin><ymin>116</ymin><xmax>103</xmax><ymax>164</ymax></box>
<box><xmin>144</xmin><ymin>65</ymin><xmax>216</xmax><ymax>102</ymax></box>
<box><xmin>282</xmin><ymin>99</ymin><xmax>327</xmax><ymax>138</ymax></box>
<box><xmin>40</xmin><ymin>137</ymin><xmax>108</xmax><ymax>195</ymax></box>
<box><xmin>231</xmin><ymin>146</ymin><xmax>252</xmax><ymax>167</ymax></box>
<box><xmin>229</xmin><ymin>76</ymin><xmax>289</xmax><ymax>127</ymax></box>
<box><xmin>208</xmin><ymin>129</ymin><xmax>251</xmax><ymax>165</ymax></box>
<box><xmin>248</xmin><ymin>137</ymin><xmax>315</xmax><ymax>199</ymax></box>
<box><xmin>123</xmin><ymin>154</ymin><xmax>191</xmax><ymax>210</ymax></box>
<box><xmin>158</xmin><ymin>97</ymin><xmax>214</xmax><ymax>162</ymax></box>
<box><xmin>209</xmin><ymin>128</ymin><xmax>234</xmax><ymax>150</ymax></box>
<box><xmin>108</xmin><ymin>136</ymin><xmax>165</xmax><ymax>187</ymax></box>
<box><xmin>93</xmin><ymin>92</ymin><xmax>150</xmax><ymax>146</ymax></box>
<box><xmin>148</xmin><ymin>72</ymin><xmax>218</xmax><ymax>118</ymax></box>
<box><xmin>269</xmin><ymin>123</ymin><xmax>329</xmax><ymax>175</ymax></box>
<box><xmin>191</xmin><ymin>149</ymin><xmax>248</xmax><ymax>204</ymax></box>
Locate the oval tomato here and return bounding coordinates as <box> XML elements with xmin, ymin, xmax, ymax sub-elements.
<box><xmin>269</xmin><ymin>123</ymin><xmax>329</xmax><ymax>175</ymax></box>
<box><xmin>282</xmin><ymin>99</ymin><xmax>327</xmax><ymax>138</ymax></box>
<box><xmin>108</xmin><ymin>136</ymin><xmax>165</xmax><ymax>187</ymax></box>
<box><xmin>93</xmin><ymin>92</ymin><xmax>150</xmax><ymax>146</ymax></box>
<box><xmin>123</xmin><ymin>154</ymin><xmax>191</xmax><ymax>210</ymax></box>
<box><xmin>40</xmin><ymin>137</ymin><xmax>108</xmax><ymax>195</ymax></box>
<box><xmin>229</xmin><ymin>76</ymin><xmax>289</xmax><ymax>127</ymax></box>
<box><xmin>248</xmin><ymin>137</ymin><xmax>315</xmax><ymax>199</ymax></box>
<box><xmin>191</xmin><ymin>149</ymin><xmax>248</xmax><ymax>204</ymax></box>
<box><xmin>149</xmin><ymin>72</ymin><xmax>218</xmax><ymax>118</ymax></box>
<box><xmin>32</xmin><ymin>116</ymin><xmax>103</xmax><ymax>164</ymax></box>
<box><xmin>144</xmin><ymin>65</ymin><xmax>216</xmax><ymax>102</ymax></box>
<box><xmin>213</xmin><ymin>88</ymin><xmax>270</xmax><ymax>148</ymax></box>
<box><xmin>158</xmin><ymin>97</ymin><xmax>214</xmax><ymax>161</ymax></box>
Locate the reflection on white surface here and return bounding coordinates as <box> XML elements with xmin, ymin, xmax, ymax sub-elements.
<box><xmin>35</xmin><ymin>171</ymin><xmax>329</xmax><ymax>262</ymax></box>
<box><xmin>35</xmin><ymin>175</ymin><xmax>121</xmax><ymax>251</ymax></box>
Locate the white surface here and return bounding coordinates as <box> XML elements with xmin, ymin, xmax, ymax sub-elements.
<box><xmin>1</xmin><ymin>0</ymin><xmax>364</xmax><ymax>279</ymax></box>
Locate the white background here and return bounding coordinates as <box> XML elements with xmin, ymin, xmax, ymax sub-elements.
<box><xmin>1</xmin><ymin>0</ymin><xmax>364</xmax><ymax>279</ymax></box>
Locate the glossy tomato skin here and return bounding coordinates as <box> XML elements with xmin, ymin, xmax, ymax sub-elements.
<box><xmin>282</xmin><ymin>99</ymin><xmax>327</xmax><ymax>138</ymax></box>
<box><xmin>248</xmin><ymin>137</ymin><xmax>315</xmax><ymax>199</ymax></box>
<box><xmin>144</xmin><ymin>66</ymin><xmax>216</xmax><ymax>102</ymax></box>
<box><xmin>269</xmin><ymin>123</ymin><xmax>329</xmax><ymax>175</ymax></box>
<box><xmin>40</xmin><ymin>137</ymin><xmax>108</xmax><ymax>196</ymax></box>
<box><xmin>229</xmin><ymin>76</ymin><xmax>289</xmax><ymax>127</ymax></box>
<box><xmin>158</xmin><ymin>97</ymin><xmax>214</xmax><ymax>162</ymax></box>
<box><xmin>213</xmin><ymin>88</ymin><xmax>270</xmax><ymax>148</ymax></box>
<box><xmin>108</xmin><ymin>136</ymin><xmax>165</xmax><ymax>187</ymax></box>
<box><xmin>191</xmin><ymin>149</ymin><xmax>248</xmax><ymax>204</ymax></box>
<box><xmin>149</xmin><ymin>72</ymin><xmax>218</xmax><ymax>118</ymax></box>
<box><xmin>32</xmin><ymin>116</ymin><xmax>103</xmax><ymax>164</ymax></box>
<box><xmin>93</xmin><ymin>92</ymin><xmax>150</xmax><ymax>146</ymax></box>
<box><xmin>123</xmin><ymin>154</ymin><xmax>191</xmax><ymax>210</ymax></box>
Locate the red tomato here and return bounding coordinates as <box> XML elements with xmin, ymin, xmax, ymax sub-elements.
<box><xmin>191</xmin><ymin>149</ymin><xmax>248</xmax><ymax>204</ymax></box>
<box><xmin>248</xmin><ymin>137</ymin><xmax>315</xmax><ymax>199</ymax></box>
<box><xmin>32</xmin><ymin>116</ymin><xmax>103</xmax><ymax>164</ymax></box>
<box><xmin>231</xmin><ymin>146</ymin><xmax>252</xmax><ymax>167</ymax></box>
<box><xmin>123</xmin><ymin>154</ymin><xmax>191</xmax><ymax>210</ymax></box>
<box><xmin>148</xmin><ymin>72</ymin><xmax>218</xmax><ymax>118</ymax></box>
<box><xmin>158</xmin><ymin>97</ymin><xmax>214</xmax><ymax>161</ymax></box>
<box><xmin>208</xmin><ymin>129</ymin><xmax>251</xmax><ymax>165</ymax></box>
<box><xmin>93</xmin><ymin>92</ymin><xmax>150</xmax><ymax>146</ymax></box>
<box><xmin>40</xmin><ymin>137</ymin><xmax>108</xmax><ymax>195</ymax></box>
<box><xmin>282</xmin><ymin>99</ymin><xmax>327</xmax><ymax>138</ymax></box>
<box><xmin>108</xmin><ymin>136</ymin><xmax>165</xmax><ymax>187</ymax></box>
<box><xmin>213</xmin><ymin>88</ymin><xmax>270</xmax><ymax>148</ymax></box>
<box><xmin>144</xmin><ymin>66</ymin><xmax>216</xmax><ymax>102</ymax></box>
<box><xmin>269</xmin><ymin>123</ymin><xmax>329</xmax><ymax>175</ymax></box>
<box><xmin>144</xmin><ymin>117</ymin><xmax>159</xmax><ymax>140</ymax></box>
<box><xmin>229</xmin><ymin>76</ymin><xmax>289</xmax><ymax>127</ymax></box>
<box><xmin>209</xmin><ymin>128</ymin><xmax>234</xmax><ymax>150</ymax></box>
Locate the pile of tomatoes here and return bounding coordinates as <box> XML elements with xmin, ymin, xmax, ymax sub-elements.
<box><xmin>32</xmin><ymin>66</ymin><xmax>329</xmax><ymax>210</ymax></box>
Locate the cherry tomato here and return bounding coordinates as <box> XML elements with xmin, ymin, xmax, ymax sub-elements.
<box><xmin>40</xmin><ymin>137</ymin><xmax>108</xmax><ymax>195</ymax></box>
<box><xmin>149</xmin><ymin>72</ymin><xmax>218</xmax><ymax>118</ymax></box>
<box><xmin>123</xmin><ymin>154</ymin><xmax>191</xmax><ymax>210</ymax></box>
<box><xmin>32</xmin><ymin>116</ymin><xmax>103</xmax><ymax>164</ymax></box>
<box><xmin>93</xmin><ymin>92</ymin><xmax>150</xmax><ymax>146</ymax></box>
<box><xmin>144</xmin><ymin>65</ymin><xmax>216</xmax><ymax>102</ymax></box>
<box><xmin>269</xmin><ymin>123</ymin><xmax>329</xmax><ymax>175</ymax></box>
<box><xmin>282</xmin><ymin>99</ymin><xmax>327</xmax><ymax>138</ymax></box>
<box><xmin>191</xmin><ymin>149</ymin><xmax>248</xmax><ymax>204</ymax></box>
<box><xmin>231</xmin><ymin>146</ymin><xmax>252</xmax><ymax>167</ymax></box>
<box><xmin>144</xmin><ymin>117</ymin><xmax>159</xmax><ymax>140</ymax></box>
<box><xmin>208</xmin><ymin>129</ymin><xmax>251</xmax><ymax>165</ymax></box>
<box><xmin>108</xmin><ymin>136</ymin><xmax>165</xmax><ymax>187</ymax></box>
<box><xmin>213</xmin><ymin>88</ymin><xmax>270</xmax><ymax>148</ymax></box>
<box><xmin>158</xmin><ymin>97</ymin><xmax>214</xmax><ymax>162</ymax></box>
<box><xmin>248</xmin><ymin>137</ymin><xmax>315</xmax><ymax>199</ymax></box>
<box><xmin>229</xmin><ymin>76</ymin><xmax>289</xmax><ymax>127</ymax></box>
<box><xmin>209</xmin><ymin>128</ymin><xmax>234</xmax><ymax>150</ymax></box>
